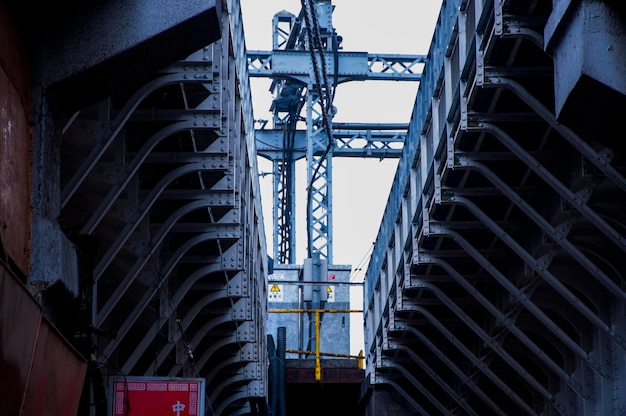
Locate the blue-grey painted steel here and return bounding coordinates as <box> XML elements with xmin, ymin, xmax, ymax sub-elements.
<box><xmin>256</xmin><ymin>125</ymin><xmax>406</xmax><ymax>160</ymax></box>
<box><xmin>267</xmin><ymin>265</ymin><xmax>352</xmax><ymax>359</ymax></box>
<box><xmin>57</xmin><ymin>1</ymin><xmax>269</xmax><ymax>414</ymax></box>
<box><xmin>363</xmin><ymin>0</ymin><xmax>626</xmax><ymax>414</ymax></box>
<box><xmin>248</xmin><ymin>2</ymin><xmax>425</xmax><ymax>264</ymax></box>
<box><xmin>248</xmin><ymin>50</ymin><xmax>424</xmax><ymax>82</ymax></box>
<box><xmin>32</xmin><ymin>1</ymin><xmax>220</xmax><ymax>112</ymax></box>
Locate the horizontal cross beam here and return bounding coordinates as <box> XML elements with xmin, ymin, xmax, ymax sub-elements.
<box><xmin>248</xmin><ymin>50</ymin><xmax>425</xmax><ymax>82</ymax></box>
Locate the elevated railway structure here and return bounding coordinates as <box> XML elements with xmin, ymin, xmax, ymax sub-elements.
<box><xmin>2</xmin><ymin>0</ymin><xmax>626</xmax><ymax>415</ymax></box>
<box><xmin>363</xmin><ymin>0</ymin><xmax>626</xmax><ymax>414</ymax></box>
<box><xmin>2</xmin><ymin>0</ymin><xmax>271</xmax><ymax>414</ymax></box>
<box><xmin>246</xmin><ymin>3</ymin><xmax>425</xmax><ymax>413</ymax></box>
<box><xmin>247</xmin><ymin>3</ymin><xmax>425</xmax><ymax>265</ymax></box>
<box><xmin>57</xmin><ymin>2</ymin><xmax>271</xmax><ymax>414</ymax></box>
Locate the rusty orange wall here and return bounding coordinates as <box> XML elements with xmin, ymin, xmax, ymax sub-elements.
<box><xmin>1</xmin><ymin>261</ymin><xmax>87</xmax><ymax>416</ymax></box>
<box><xmin>0</xmin><ymin>3</ymin><xmax>33</xmax><ymax>275</ymax></box>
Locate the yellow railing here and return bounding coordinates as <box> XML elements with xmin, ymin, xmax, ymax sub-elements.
<box><xmin>268</xmin><ymin>308</ymin><xmax>363</xmax><ymax>381</ymax></box>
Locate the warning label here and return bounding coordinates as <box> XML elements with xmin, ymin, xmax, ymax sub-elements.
<box><xmin>268</xmin><ymin>283</ymin><xmax>283</xmax><ymax>302</ymax></box>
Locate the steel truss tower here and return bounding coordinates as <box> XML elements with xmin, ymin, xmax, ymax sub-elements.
<box><xmin>248</xmin><ymin>0</ymin><xmax>425</xmax><ymax>265</ymax></box>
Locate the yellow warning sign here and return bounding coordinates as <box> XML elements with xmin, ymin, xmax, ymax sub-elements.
<box><xmin>268</xmin><ymin>283</ymin><xmax>284</xmax><ymax>302</ymax></box>
<box><xmin>327</xmin><ymin>285</ymin><xmax>335</xmax><ymax>302</ymax></box>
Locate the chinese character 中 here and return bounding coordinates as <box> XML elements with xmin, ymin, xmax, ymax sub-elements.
<box><xmin>172</xmin><ymin>400</ymin><xmax>186</xmax><ymax>416</ymax></box>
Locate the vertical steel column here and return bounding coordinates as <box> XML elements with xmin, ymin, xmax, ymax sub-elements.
<box><xmin>303</xmin><ymin>0</ymin><xmax>334</xmax><ymax>262</ymax></box>
<box><xmin>273</xmin><ymin>159</ymin><xmax>296</xmax><ymax>263</ymax></box>
<box><xmin>305</xmin><ymin>85</ymin><xmax>333</xmax><ymax>262</ymax></box>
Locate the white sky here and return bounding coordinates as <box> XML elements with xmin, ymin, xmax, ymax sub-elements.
<box><xmin>240</xmin><ymin>0</ymin><xmax>443</xmax><ymax>354</ymax></box>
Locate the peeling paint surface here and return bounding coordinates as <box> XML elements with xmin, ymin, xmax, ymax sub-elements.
<box><xmin>0</xmin><ymin>49</ymin><xmax>32</xmax><ymax>274</ymax></box>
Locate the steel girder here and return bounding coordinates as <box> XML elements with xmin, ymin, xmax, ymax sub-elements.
<box><xmin>255</xmin><ymin>123</ymin><xmax>407</xmax><ymax>160</ymax></box>
<box><xmin>58</xmin><ymin>1</ymin><xmax>269</xmax><ymax>414</ymax></box>
<box><xmin>247</xmin><ymin>50</ymin><xmax>425</xmax><ymax>83</ymax></box>
<box><xmin>364</xmin><ymin>0</ymin><xmax>626</xmax><ymax>415</ymax></box>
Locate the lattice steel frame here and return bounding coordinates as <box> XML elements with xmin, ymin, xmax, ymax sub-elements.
<box><xmin>364</xmin><ymin>0</ymin><xmax>626</xmax><ymax>414</ymax></box>
<box><xmin>58</xmin><ymin>1</ymin><xmax>269</xmax><ymax>414</ymax></box>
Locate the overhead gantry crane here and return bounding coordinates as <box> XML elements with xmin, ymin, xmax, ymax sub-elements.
<box><xmin>247</xmin><ymin>0</ymin><xmax>426</xmax><ymax>266</ymax></box>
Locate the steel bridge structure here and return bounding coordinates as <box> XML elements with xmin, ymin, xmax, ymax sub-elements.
<box><xmin>363</xmin><ymin>0</ymin><xmax>626</xmax><ymax>415</ymax></box>
<box><xmin>3</xmin><ymin>0</ymin><xmax>626</xmax><ymax>414</ymax></box>
<box><xmin>56</xmin><ymin>1</ymin><xmax>271</xmax><ymax>414</ymax></box>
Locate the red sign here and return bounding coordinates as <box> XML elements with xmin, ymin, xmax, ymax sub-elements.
<box><xmin>110</xmin><ymin>377</ymin><xmax>205</xmax><ymax>416</ymax></box>
<box><xmin>327</xmin><ymin>273</ymin><xmax>336</xmax><ymax>280</ymax></box>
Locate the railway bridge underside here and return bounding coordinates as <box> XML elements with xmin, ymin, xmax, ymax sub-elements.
<box><xmin>53</xmin><ymin>2</ymin><xmax>269</xmax><ymax>414</ymax></box>
<box><xmin>364</xmin><ymin>1</ymin><xmax>626</xmax><ymax>415</ymax></box>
